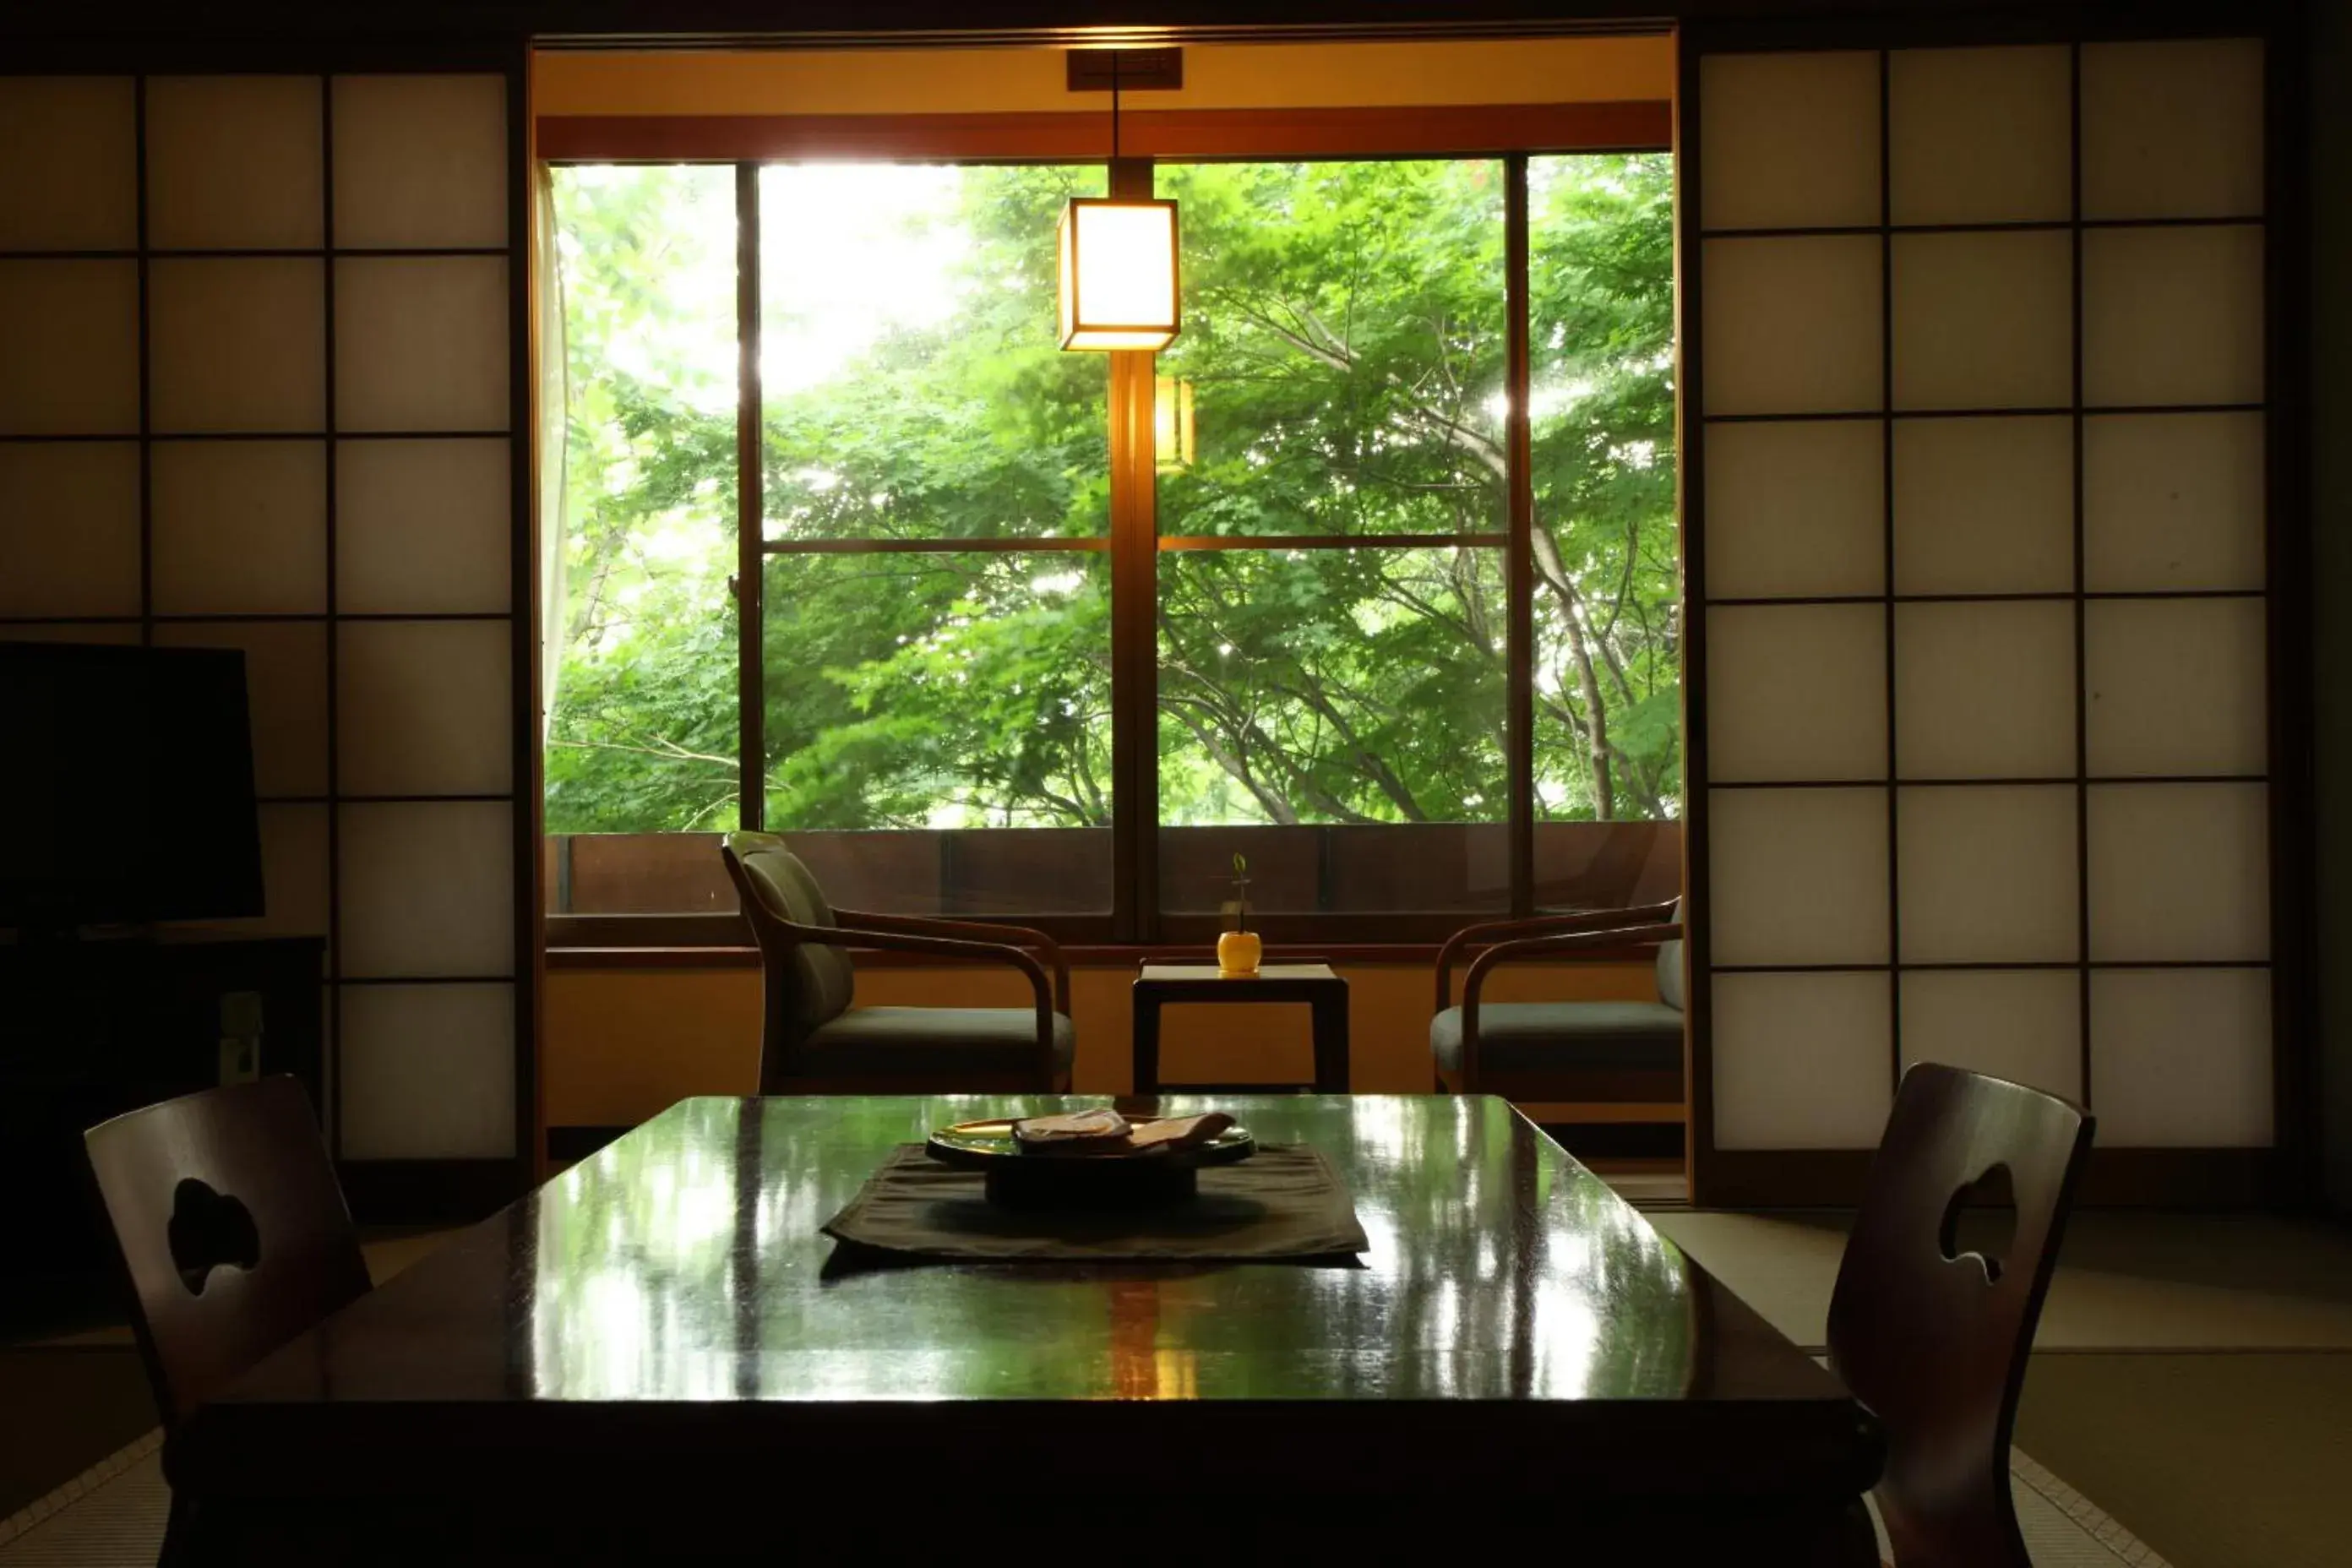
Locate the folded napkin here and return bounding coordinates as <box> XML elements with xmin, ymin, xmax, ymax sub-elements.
<box><xmin>1011</xmin><ymin>1108</ymin><xmax>1236</xmax><ymax>1157</ymax></box>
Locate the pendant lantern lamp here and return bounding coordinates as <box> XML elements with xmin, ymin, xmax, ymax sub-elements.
<box><xmin>1057</xmin><ymin>53</ymin><xmax>1179</xmax><ymax>351</ymax></box>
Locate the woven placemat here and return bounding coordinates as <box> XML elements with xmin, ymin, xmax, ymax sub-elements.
<box><xmin>822</xmin><ymin>1143</ymin><xmax>1369</xmax><ymax>1262</ymax></box>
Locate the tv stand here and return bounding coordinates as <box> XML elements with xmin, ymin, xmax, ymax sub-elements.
<box><xmin>0</xmin><ymin>933</ymin><xmax>325</xmax><ymax>1333</ymax></box>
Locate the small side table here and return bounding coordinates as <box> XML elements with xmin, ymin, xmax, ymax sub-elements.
<box><xmin>1131</xmin><ymin>963</ymin><xmax>1351</xmax><ymax>1095</ymax></box>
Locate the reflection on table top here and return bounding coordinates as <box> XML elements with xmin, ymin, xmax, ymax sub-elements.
<box><xmin>209</xmin><ymin>1095</ymin><xmax>1849</xmax><ymax>1413</ymax></box>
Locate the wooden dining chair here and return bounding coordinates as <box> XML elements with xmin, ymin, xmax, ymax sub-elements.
<box><xmin>84</xmin><ymin>1075</ymin><xmax>372</xmax><ymax>1562</ymax></box>
<box><xmin>1827</xmin><ymin>1063</ymin><xmax>2095</xmax><ymax>1568</ymax></box>
<box><xmin>721</xmin><ymin>830</ymin><xmax>1073</xmax><ymax>1093</ymax></box>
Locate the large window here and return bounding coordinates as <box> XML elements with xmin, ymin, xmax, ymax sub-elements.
<box><xmin>543</xmin><ymin>147</ymin><xmax>1678</xmax><ymax>942</ymax></box>
<box><xmin>1154</xmin><ymin>159</ymin><xmax>1511</xmax><ymax>921</ymax></box>
<box><xmin>756</xmin><ymin>165</ymin><xmax>1112</xmax><ymax>914</ymax></box>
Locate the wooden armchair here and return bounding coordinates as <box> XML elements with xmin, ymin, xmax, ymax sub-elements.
<box><xmin>1430</xmin><ymin>899</ymin><xmax>1685</xmax><ymax>1111</ymax></box>
<box><xmin>720</xmin><ymin>831</ymin><xmax>1073</xmax><ymax>1094</ymax></box>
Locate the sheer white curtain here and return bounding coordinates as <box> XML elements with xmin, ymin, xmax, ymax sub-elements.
<box><xmin>535</xmin><ymin>164</ymin><xmax>569</xmax><ymax>743</ymax></box>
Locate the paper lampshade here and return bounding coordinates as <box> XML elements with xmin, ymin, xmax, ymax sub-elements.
<box><xmin>1057</xmin><ymin>197</ymin><xmax>1179</xmax><ymax>351</ymax></box>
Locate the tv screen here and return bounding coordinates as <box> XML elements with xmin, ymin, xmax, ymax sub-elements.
<box><xmin>0</xmin><ymin>642</ymin><xmax>264</xmax><ymax>929</ymax></box>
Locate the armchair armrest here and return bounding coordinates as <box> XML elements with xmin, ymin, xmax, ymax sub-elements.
<box><xmin>832</xmin><ymin>907</ymin><xmax>1071</xmax><ymax>1015</ymax></box>
<box><xmin>1435</xmin><ymin>900</ymin><xmax>1680</xmax><ymax>1011</ymax></box>
<box><xmin>1456</xmin><ymin>920</ymin><xmax>1682</xmax><ymax>1086</ymax></box>
<box><xmin>798</xmin><ymin>924</ymin><xmax>1058</xmax><ymax>1071</ymax></box>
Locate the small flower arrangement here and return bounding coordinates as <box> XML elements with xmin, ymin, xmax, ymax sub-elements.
<box><xmin>1217</xmin><ymin>852</ymin><xmax>1260</xmax><ymax>976</ymax></box>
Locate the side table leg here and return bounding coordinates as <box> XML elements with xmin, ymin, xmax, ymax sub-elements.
<box><xmin>1309</xmin><ymin>990</ymin><xmax>1350</xmax><ymax>1093</ymax></box>
<box><xmin>1133</xmin><ymin>994</ymin><xmax>1161</xmax><ymax>1096</ymax></box>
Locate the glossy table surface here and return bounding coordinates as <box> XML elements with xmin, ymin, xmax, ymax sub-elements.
<box><xmin>179</xmin><ymin>1095</ymin><xmax>1879</xmax><ymax>1510</ymax></box>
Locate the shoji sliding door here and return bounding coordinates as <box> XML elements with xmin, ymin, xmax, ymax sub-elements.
<box><xmin>1683</xmin><ymin>28</ymin><xmax>2295</xmax><ymax>1204</ymax></box>
<box><xmin>0</xmin><ymin>52</ymin><xmax>532</xmax><ymax>1217</ymax></box>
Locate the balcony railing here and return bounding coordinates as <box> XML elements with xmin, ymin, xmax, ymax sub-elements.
<box><xmin>545</xmin><ymin>821</ymin><xmax>1680</xmax><ymax>939</ymax></box>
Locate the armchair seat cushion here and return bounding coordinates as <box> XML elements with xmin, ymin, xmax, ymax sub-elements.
<box><xmin>1430</xmin><ymin>1002</ymin><xmax>1685</xmax><ymax>1076</ymax></box>
<box><xmin>796</xmin><ymin>1006</ymin><xmax>1075</xmax><ymax>1080</ymax></box>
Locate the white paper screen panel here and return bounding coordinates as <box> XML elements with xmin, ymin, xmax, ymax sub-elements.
<box><xmin>2080</xmin><ymin>40</ymin><xmax>2266</xmax><ymax>221</ymax></box>
<box><xmin>1705</xmin><ymin>605</ymin><xmax>1886</xmax><ymax>781</ymax></box>
<box><xmin>1891</xmin><ymin>231</ymin><xmax>2073</xmax><ymax>411</ymax></box>
<box><xmin>1707</xmin><ymin>787</ymin><xmax>1889</xmax><ymax>966</ymax></box>
<box><xmin>1887</xmin><ymin>46</ymin><xmax>2072</xmax><ymax>225</ymax></box>
<box><xmin>1901</xmin><ymin>970</ymin><xmax>2082</xmax><ymax>1102</ymax></box>
<box><xmin>2089</xmin><ymin>969</ymin><xmax>2273</xmax><ymax>1146</ymax></box>
<box><xmin>332</xmin><ymin>76</ymin><xmax>509</xmax><ymax>250</ymax></box>
<box><xmin>0</xmin><ymin>261</ymin><xmax>140</xmax><ymax>435</ymax></box>
<box><xmin>1693</xmin><ymin>32</ymin><xmax>2276</xmax><ymax>1167</ymax></box>
<box><xmin>1697</xmin><ymin>52</ymin><xmax>1881</xmax><ymax>231</ymax></box>
<box><xmin>2082</xmin><ymin>226</ymin><xmax>2265</xmax><ymax>410</ymax></box>
<box><xmin>2084</xmin><ymin>599</ymin><xmax>2268</xmax><ymax>777</ymax></box>
<box><xmin>336</xmin><ymin>439</ymin><xmax>512</xmax><ymax>612</ymax></box>
<box><xmin>151</xmin><ymin>441</ymin><xmax>329</xmax><ymax>614</ymax></box>
<box><xmin>0</xmin><ymin>66</ymin><xmax>525</xmax><ymax>1174</ymax></box>
<box><xmin>2087</xmin><ymin>783</ymin><xmax>2269</xmax><ymax>963</ymax></box>
<box><xmin>1896</xmin><ymin>786</ymin><xmax>2078</xmax><ymax>963</ymax></box>
<box><xmin>2082</xmin><ymin>414</ymin><xmax>2264</xmax><ymax>592</ymax></box>
<box><xmin>0</xmin><ymin>443</ymin><xmax>141</xmax><ymax>616</ymax></box>
<box><xmin>338</xmin><ymin>983</ymin><xmax>517</xmax><ymax>1160</ymax></box>
<box><xmin>1702</xmin><ymin>422</ymin><xmax>1884</xmax><ymax>600</ymax></box>
<box><xmin>1892</xmin><ymin>416</ymin><xmax>2073</xmax><ymax>595</ymax></box>
<box><xmin>1713</xmin><ymin>972</ymin><xmax>1893</xmax><ymax>1150</ymax></box>
<box><xmin>1700</xmin><ymin>237</ymin><xmax>1883</xmax><ymax>416</ymax></box>
<box><xmin>150</xmin><ymin>259</ymin><xmax>329</xmax><ymax>433</ymax></box>
<box><xmin>338</xmin><ymin>803</ymin><xmax>517</xmax><ymax>979</ymax></box>
<box><xmin>334</xmin><ymin>258</ymin><xmax>512</xmax><ymax>433</ymax></box>
<box><xmin>317</xmin><ymin>69</ymin><xmax>519</xmax><ymax>1177</ymax></box>
<box><xmin>1893</xmin><ymin>601</ymin><xmax>2076</xmax><ymax>779</ymax></box>
<box><xmin>144</xmin><ymin>76</ymin><xmax>324</xmax><ymax>250</ymax></box>
<box><xmin>338</xmin><ymin>621</ymin><xmax>515</xmax><ymax>797</ymax></box>
<box><xmin>0</xmin><ymin>78</ymin><xmax>136</xmax><ymax>250</ymax></box>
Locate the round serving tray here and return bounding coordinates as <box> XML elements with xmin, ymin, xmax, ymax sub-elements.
<box><xmin>925</xmin><ymin>1118</ymin><xmax>1255</xmax><ymax>1209</ymax></box>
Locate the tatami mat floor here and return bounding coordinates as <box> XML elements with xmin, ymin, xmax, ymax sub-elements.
<box><xmin>1647</xmin><ymin>1207</ymin><xmax>2352</xmax><ymax>1568</ymax></box>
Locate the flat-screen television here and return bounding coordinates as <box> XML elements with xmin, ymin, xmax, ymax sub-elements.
<box><xmin>0</xmin><ymin>642</ymin><xmax>264</xmax><ymax>930</ymax></box>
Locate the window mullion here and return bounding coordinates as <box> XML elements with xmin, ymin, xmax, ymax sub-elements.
<box><xmin>1505</xmin><ymin>152</ymin><xmax>1537</xmax><ymax>918</ymax></box>
<box><xmin>1109</xmin><ymin>155</ymin><xmax>1158</xmax><ymax>942</ymax></box>
<box><xmin>734</xmin><ymin>161</ymin><xmax>765</xmax><ymax>833</ymax></box>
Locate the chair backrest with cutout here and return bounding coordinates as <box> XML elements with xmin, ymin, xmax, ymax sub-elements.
<box><xmin>84</xmin><ymin>1076</ymin><xmax>372</xmax><ymax>1429</ymax></box>
<box><xmin>1827</xmin><ymin>1062</ymin><xmax>2093</xmax><ymax>1568</ymax></box>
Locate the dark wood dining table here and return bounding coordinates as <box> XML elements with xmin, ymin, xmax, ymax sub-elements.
<box><xmin>174</xmin><ymin>1094</ymin><xmax>1882</xmax><ymax>1564</ymax></box>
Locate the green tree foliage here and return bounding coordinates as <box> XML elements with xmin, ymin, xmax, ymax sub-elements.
<box><xmin>543</xmin><ymin>155</ymin><xmax>1675</xmax><ymax>836</ymax></box>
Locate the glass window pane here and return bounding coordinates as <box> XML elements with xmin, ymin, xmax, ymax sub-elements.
<box><xmin>1153</xmin><ymin>160</ymin><xmax>1505</xmax><ymax>540</ymax></box>
<box><xmin>1531</xmin><ymin>154</ymin><xmax>1680</xmax><ymax>834</ymax></box>
<box><xmin>760</xmin><ymin>164</ymin><xmax>1108</xmax><ymax>544</ymax></box>
<box><xmin>1157</xmin><ymin>545</ymin><xmax>1506</xmax><ymax>917</ymax></box>
<box><xmin>543</xmin><ymin>166</ymin><xmax>742</xmax><ymax>897</ymax></box>
<box><xmin>762</xmin><ymin>550</ymin><xmax>1111</xmax><ymax>916</ymax></box>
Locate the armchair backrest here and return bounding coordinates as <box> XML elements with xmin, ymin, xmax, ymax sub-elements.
<box><xmin>722</xmin><ymin>833</ymin><xmax>857</xmax><ymax>1060</ymax></box>
<box><xmin>1655</xmin><ymin>897</ymin><xmax>1685</xmax><ymax>1012</ymax></box>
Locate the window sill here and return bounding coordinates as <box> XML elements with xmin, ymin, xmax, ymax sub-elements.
<box><xmin>545</xmin><ymin>940</ymin><xmax>1664</xmax><ymax>972</ymax></box>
